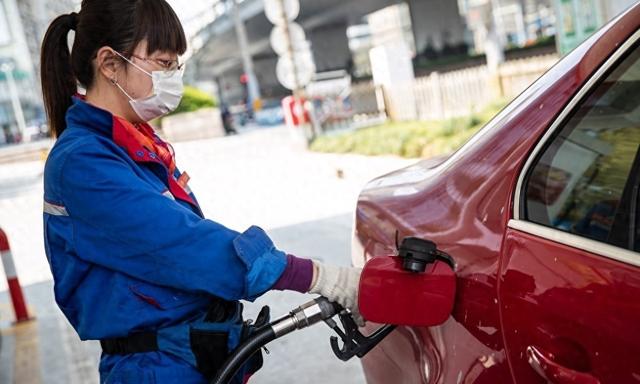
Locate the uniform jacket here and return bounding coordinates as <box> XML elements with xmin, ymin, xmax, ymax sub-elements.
<box><xmin>43</xmin><ymin>97</ymin><xmax>287</xmax><ymax>382</ymax></box>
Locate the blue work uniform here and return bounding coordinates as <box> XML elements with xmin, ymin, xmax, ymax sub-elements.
<box><xmin>42</xmin><ymin>97</ymin><xmax>288</xmax><ymax>383</ymax></box>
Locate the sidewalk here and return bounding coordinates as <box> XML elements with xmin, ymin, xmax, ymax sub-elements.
<box><xmin>0</xmin><ymin>140</ymin><xmax>53</xmax><ymax>165</ymax></box>
<box><xmin>0</xmin><ymin>282</ymin><xmax>99</xmax><ymax>384</ymax></box>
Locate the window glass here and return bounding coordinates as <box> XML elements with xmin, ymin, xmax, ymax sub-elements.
<box><xmin>524</xmin><ymin>43</ymin><xmax>640</xmax><ymax>249</ymax></box>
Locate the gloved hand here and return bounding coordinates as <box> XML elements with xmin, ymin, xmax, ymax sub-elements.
<box><xmin>308</xmin><ymin>261</ymin><xmax>365</xmax><ymax>326</ymax></box>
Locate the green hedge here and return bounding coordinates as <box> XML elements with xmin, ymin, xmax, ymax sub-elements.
<box><xmin>310</xmin><ymin>101</ymin><xmax>506</xmax><ymax>158</ymax></box>
<box><xmin>168</xmin><ymin>85</ymin><xmax>217</xmax><ymax>116</ymax></box>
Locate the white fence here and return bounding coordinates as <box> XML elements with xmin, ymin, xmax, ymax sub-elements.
<box><xmin>499</xmin><ymin>54</ymin><xmax>559</xmax><ymax>98</ymax></box>
<box><xmin>414</xmin><ymin>66</ymin><xmax>491</xmax><ymax>120</ymax></box>
<box><xmin>410</xmin><ymin>53</ymin><xmax>559</xmax><ymax>121</ymax></box>
<box><xmin>310</xmin><ymin>53</ymin><xmax>560</xmax><ymax>132</ymax></box>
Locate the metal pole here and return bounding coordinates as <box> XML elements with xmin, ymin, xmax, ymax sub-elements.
<box><xmin>489</xmin><ymin>0</ymin><xmax>506</xmax><ymax>68</ymax></box>
<box><xmin>280</xmin><ymin>1</ymin><xmax>301</xmax><ymax>95</ymax></box>
<box><xmin>232</xmin><ymin>0</ymin><xmax>261</xmax><ymax>113</ymax></box>
<box><xmin>278</xmin><ymin>0</ymin><xmax>312</xmax><ymax>141</ymax></box>
<box><xmin>1</xmin><ymin>63</ymin><xmax>27</xmax><ymax>142</ymax></box>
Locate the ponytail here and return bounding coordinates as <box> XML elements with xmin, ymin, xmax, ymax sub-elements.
<box><xmin>40</xmin><ymin>12</ymin><xmax>78</xmax><ymax>138</ymax></box>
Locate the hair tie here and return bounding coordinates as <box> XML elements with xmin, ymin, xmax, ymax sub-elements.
<box><xmin>68</xmin><ymin>12</ymin><xmax>79</xmax><ymax>30</ymax></box>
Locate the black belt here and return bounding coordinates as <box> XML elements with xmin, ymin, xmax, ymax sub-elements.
<box><xmin>100</xmin><ymin>332</ymin><xmax>159</xmax><ymax>355</ymax></box>
<box><xmin>98</xmin><ymin>299</ymin><xmax>254</xmax><ymax>381</ymax></box>
<box><xmin>99</xmin><ymin>297</ymin><xmax>236</xmax><ymax>355</ymax></box>
<box><xmin>100</xmin><ymin>328</ymin><xmax>230</xmax><ymax>381</ymax></box>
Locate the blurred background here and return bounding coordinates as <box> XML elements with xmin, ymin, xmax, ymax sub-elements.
<box><xmin>0</xmin><ymin>0</ymin><xmax>637</xmax><ymax>383</ymax></box>
<box><xmin>0</xmin><ymin>0</ymin><xmax>636</xmax><ymax>151</ymax></box>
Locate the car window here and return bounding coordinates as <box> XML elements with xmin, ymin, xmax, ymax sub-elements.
<box><xmin>523</xmin><ymin>42</ymin><xmax>640</xmax><ymax>249</ymax></box>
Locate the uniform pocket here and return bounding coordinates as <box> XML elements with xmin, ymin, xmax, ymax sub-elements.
<box><xmin>129</xmin><ymin>283</ymin><xmax>205</xmax><ymax>311</ymax></box>
<box><xmin>189</xmin><ymin>329</ymin><xmax>229</xmax><ymax>381</ymax></box>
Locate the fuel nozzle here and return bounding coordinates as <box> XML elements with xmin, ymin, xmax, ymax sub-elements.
<box><xmin>271</xmin><ymin>297</ymin><xmax>340</xmax><ymax>337</ymax></box>
<box><xmin>326</xmin><ymin>308</ymin><xmax>396</xmax><ymax>361</ymax></box>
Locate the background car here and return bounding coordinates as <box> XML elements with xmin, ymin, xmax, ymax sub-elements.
<box><xmin>352</xmin><ymin>3</ymin><xmax>640</xmax><ymax>383</ymax></box>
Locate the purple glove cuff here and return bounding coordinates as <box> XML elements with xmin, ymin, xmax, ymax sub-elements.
<box><xmin>271</xmin><ymin>254</ymin><xmax>314</xmax><ymax>293</ymax></box>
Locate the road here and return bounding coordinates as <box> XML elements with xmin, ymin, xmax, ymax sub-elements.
<box><xmin>0</xmin><ymin>125</ymin><xmax>415</xmax><ymax>383</ymax></box>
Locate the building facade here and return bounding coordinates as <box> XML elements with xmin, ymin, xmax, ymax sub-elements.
<box><xmin>0</xmin><ymin>0</ymin><xmax>78</xmax><ymax>142</ymax></box>
<box><xmin>554</xmin><ymin>0</ymin><xmax>637</xmax><ymax>54</ymax></box>
<box><xmin>459</xmin><ymin>0</ymin><xmax>555</xmax><ymax>55</ymax></box>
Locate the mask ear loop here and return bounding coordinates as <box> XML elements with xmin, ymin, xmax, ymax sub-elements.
<box><xmin>112</xmin><ymin>50</ymin><xmax>153</xmax><ymax>77</ymax></box>
<box><xmin>109</xmin><ymin>50</ymin><xmax>154</xmax><ymax>102</ymax></box>
<box><xmin>111</xmin><ymin>76</ymin><xmax>136</xmax><ymax>102</ymax></box>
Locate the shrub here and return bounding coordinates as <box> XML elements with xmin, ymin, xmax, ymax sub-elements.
<box><xmin>168</xmin><ymin>86</ymin><xmax>217</xmax><ymax>116</ymax></box>
<box><xmin>310</xmin><ymin>100</ymin><xmax>507</xmax><ymax>158</ymax></box>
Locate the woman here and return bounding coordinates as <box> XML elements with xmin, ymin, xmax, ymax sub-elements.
<box><xmin>40</xmin><ymin>1</ymin><xmax>362</xmax><ymax>383</ymax></box>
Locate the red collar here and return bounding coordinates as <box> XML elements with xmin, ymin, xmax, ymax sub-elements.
<box><xmin>111</xmin><ymin>116</ymin><xmax>198</xmax><ymax>209</ymax></box>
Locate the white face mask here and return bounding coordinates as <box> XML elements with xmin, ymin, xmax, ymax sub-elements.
<box><xmin>112</xmin><ymin>51</ymin><xmax>184</xmax><ymax>121</ymax></box>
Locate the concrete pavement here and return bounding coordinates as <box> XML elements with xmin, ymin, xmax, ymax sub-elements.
<box><xmin>0</xmin><ymin>140</ymin><xmax>53</xmax><ymax>165</ymax></box>
<box><xmin>0</xmin><ymin>125</ymin><xmax>415</xmax><ymax>383</ymax></box>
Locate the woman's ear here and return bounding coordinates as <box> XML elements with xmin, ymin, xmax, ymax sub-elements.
<box><xmin>95</xmin><ymin>47</ymin><xmax>122</xmax><ymax>83</ymax></box>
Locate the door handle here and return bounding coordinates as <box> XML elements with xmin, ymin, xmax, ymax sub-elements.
<box><xmin>526</xmin><ymin>346</ymin><xmax>600</xmax><ymax>384</ymax></box>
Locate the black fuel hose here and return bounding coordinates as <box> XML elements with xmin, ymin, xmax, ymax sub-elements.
<box><xmin>211</xmin><ymin>326</ymin><xmax>276</xmax><ymax>384</ymax></box>
<box><xmin>211</xmin><ymin>297</ymin><xmax>339</xmax><ymax>384</ymax></box>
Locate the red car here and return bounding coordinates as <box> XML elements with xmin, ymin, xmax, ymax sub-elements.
<box><xmin>353</xmin><ymin>3</ymin><xmax>640</xmax><ymax>383</ymax></box>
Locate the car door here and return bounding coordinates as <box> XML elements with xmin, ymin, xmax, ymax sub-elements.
<box><xmin>500</xmin><ymin>30</ymin><xmax>640</xmax><ymax>383</ymax></box>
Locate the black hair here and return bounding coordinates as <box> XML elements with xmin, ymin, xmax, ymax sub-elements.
<box><xmin>40</xmin><ymin>0</ymin><xmax>187</xmax><ymax>137</ymax></box>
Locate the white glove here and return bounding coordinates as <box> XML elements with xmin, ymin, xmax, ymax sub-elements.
<box><xmin>308</xmin><ymin>261</ymin><xmax>365</xmax><ymax>326</ymax></box>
